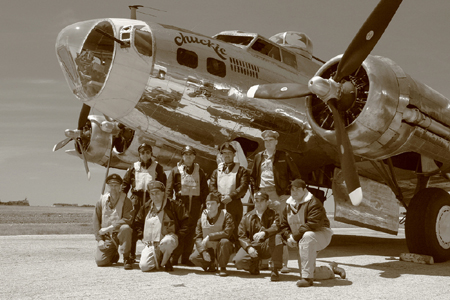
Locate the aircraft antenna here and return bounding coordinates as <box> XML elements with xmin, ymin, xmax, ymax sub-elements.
<box><xmin>129</xmin><ymin>5</ymin><xmax>166</xmax><ymax>19</ymax></box>
<box><xmin>129</xmin><ymin>5</ymin><xmax>143</xmax><ymax>19</ymax></box>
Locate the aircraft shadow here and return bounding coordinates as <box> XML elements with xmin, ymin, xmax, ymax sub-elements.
<box><xmin>313</xmin><ymin>234</ymin><xmax>450</xmax><ymax>278</ymax></box>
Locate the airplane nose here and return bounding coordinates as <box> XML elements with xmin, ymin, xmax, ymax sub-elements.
<box><xmin>56</xmin><ymin>18</ymin><xmax>153</xmax><ymax>120</ymax></box>
<box><xmin>56</xmin><ymin>19</ymin><xmax>114</xmax><ymax>101</ymax></box>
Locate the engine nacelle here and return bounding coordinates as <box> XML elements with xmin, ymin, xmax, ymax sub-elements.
<box><xmin>307</xmin><ymin>55</ymin><xmax>450</xmax><ymax>165</ymax></box>
<box><xmin>72</xmin><ymin>115</ymin><xmax>138</xmax><ymax>169</ymax></box>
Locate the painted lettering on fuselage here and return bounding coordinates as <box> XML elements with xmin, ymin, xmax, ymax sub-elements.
<box><xmin>174</xmin><ymin>32</ymin><xmax>227</xmax><ymax>60</ymax></box>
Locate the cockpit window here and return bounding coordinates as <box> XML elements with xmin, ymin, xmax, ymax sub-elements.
<box><xmin>251</xmin><ymin>39</ymin><xmax>281</xmax><ymax>61</ymax></box>
<box><xmin>215</xmin><ymin>35</ymin><xmax>253</xmax><ymax>46</ymax></box>
<box><xmin>134</xmin><ymin>28</ymin><xmax>152</xmax><ymax>57</ymax></box>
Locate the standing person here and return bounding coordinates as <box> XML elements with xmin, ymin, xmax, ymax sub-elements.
<box><xmin>279</xmin><ymin>179</ymin><xmax>346</xmax><ymax>287</ymax></box>
<box><xmin>166</xmin><ymin>145</ymin><xmax>209</xmax><ymax>266</ymax></box>
<box><xmin>234</xmin><ymin>191</ymin><xmax>284</xmax><ymax>281</ymax></box>
<box><xmin>209</xmin><ymin>142</ymin><xmax>250</xmax><ymax>251</ymax></box>
<box><xmin>121</xmin><ymin>143</ymin><xmax>167</xmax><ymax>261</ymax></box>
<box><xmin>134</xmin><ymin>181</ymin><xmax>189</xmax><ymax>272</ymax></box>
<box><xmin>250</xmin><ymin>130</ymin><xmax>301</xmax><ymax>273</ymax></box>
<box><xmin>93</xmin><ymin>174</ymin><xmax>134</xmax><ymax>270</ymax></box>
<box><xmin>189</xmin><ymin>193</ymin><xmax>235</xmax><ymax>277</ymax></box>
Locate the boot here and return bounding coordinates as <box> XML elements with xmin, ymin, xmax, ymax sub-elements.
<box><xmin>219</xmin><ymin>267</ymin><xmax>228</xmax><ymax>277</ymax></box>
<box><xmin>123</xmin><ymin>257</ymin><xmax>133</xmax><ymax>270</ymax></box>
<box><xmin>165</xmin><ymin>261</ymin><xmax>174</xmax><ymax>272</ymax></box>
<box><xmin>249</xmin><ymin>259</ymin><xmax>260</xmax><ymax>275</ymax></box>
<box><xmin>270</xmin><ymin>268</ymin><xmax>280</xmax><ymax>282</ymax></box>
<box><xmin>329</xmin><ymin>262</ymin><xmax>346</xmax><ymax>279</ymax></box>
<box><xmin>296</xmin><ymin>278</ymin><xmax>313</xmax><ymax>287</ymax></box>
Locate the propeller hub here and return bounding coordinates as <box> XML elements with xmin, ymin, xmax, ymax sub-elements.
<box><xmin>101</xmin><ymin>121</ymin><xmax>120</xmax><ymax>135</ymax></box>
<box><xmin>64</xmin><ymin>129</ymin><xmax>81</xmax><ymax>139</ymax></box>
<box><xmin>308</xmin><ymin>76</ymin><xmax>340</xmax><ymax>103</ymax></box>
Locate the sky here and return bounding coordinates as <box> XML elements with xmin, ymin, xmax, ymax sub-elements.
<box><xmin>1</xmin><ymin>0</ymin><xmax>450</xmax><ymax>207</ymax></box>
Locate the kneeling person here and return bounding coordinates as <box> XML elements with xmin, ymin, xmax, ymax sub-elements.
<box><xmin>134</xmin><ymin>181</ymin><xmax>189</xmax><ymax>272</ymax></box>
<box><xmin>94</xmin><ymin>174</ymin><xmax>134</xmax><ymax>269</ymax></box>
<box><xmin>234</xmin><ymin>191</ymin><xmax>283</xmax><ymax>281</ymax></box>
<box><xmin>189</xmin><ymin>193</ymin><xmax>235</xmax><ymax>277</ymax></box>
<box><xmin>280</xmin><ymin>179</ymin><xmax>346</xmax><ymax>287</ymax></box>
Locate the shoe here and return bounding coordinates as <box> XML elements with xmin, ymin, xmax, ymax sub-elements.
<box><xmin>270</xmin><ymin>269</ymin><xmax>280</xmax><ymax>282</ymax></box>
<box><xmin>219</xmin><ymin>267</ymin><xmax>228</xmax><ymax>277</ymax></box>
<box><xmin>129</xmin><ymin>254</ymin><xmax>136</xmax><ymax>263</ymax></box>
<box><xmin>249</xmin><ymin>260</ymin><xmax>260</xmax><ymax>275</ymax></box>
<box><xmin>296</xmin><ymin>278</ymin><xmax>313</xmax><ymax>287</ymax></box>
<box><xmin>171</xmin><ymin>256</ymin><xmax>179</xmax><ymax>266</ymax></box>
<box><xmin>123</xmin><ymin>258</ymin><xmax>133</xmax><ymax>270</ymax></box>
<box><xmin>330</xmin><ymin>262</ymin><xmax>346</xmax><ymax>279</ymax></box>
<box><xmin>111</xmin><ymin>252</ymin><xmax>120</xmax><ymax>264</ymax></box>
<box><xmin>165</xmin><ymin>261</ymin><xmax>174</xmax><ymax>272</ymax></box>
<box><xmin>280</xmin><ymin>264</ymin><xmax>290</xmax><ymax>273</ymax></box>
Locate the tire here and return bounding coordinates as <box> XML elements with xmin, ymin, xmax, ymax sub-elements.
<box><xmin>405</xmin><ymin>188</ymin><xmax>450</xmax><ymax>262</ymax></box>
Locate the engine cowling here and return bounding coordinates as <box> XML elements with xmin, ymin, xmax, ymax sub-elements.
<box><xmin>71</xmin><ymin>115</ymin><xmax>138</xmax><ymax>169</ymax></box>
<box><xmin>307</xmin><ymin>54</ymin><xmax>450</xmax><ymax>165</ymax></box>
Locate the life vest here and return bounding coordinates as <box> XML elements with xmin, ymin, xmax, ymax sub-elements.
<box><xmin>201</xmin><ymin>209</ymin><xmax>227</xmax><ymax>248</ymax></box>
<box><xmin>143</xmin><ymin>202</ymin><xmax>166</xmax><ymax>243</ymax></box>
<box><xmin>134</xmin><ymin>161</ymin><xmax>157</xmax><ymax>191</ymax></box>
<box><xmin>178</xmin><ymin>162</ymin><xmax>200</xmax><ymax>197</ymax></box>
<box><xmin>217</xmin><ymin>163</ymin><xmax>239</xmax><ymax>195</ymax></box>
<box><xmin>101</xmin><ymin>192</ymin><xmax>125</xmax><ymax>230</ymax></box>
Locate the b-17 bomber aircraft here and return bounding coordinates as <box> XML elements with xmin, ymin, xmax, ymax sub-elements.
<box><xmin>53</xmin><ymin>0</ymin><xmax>450</xmax><ymax>262</ymax></box>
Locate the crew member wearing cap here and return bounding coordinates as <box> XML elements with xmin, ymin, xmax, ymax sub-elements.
<box><xmin>209</xmin><ymin>142</ymin><xmax>250</xmax><ymax>251</ymax></box>
<box><xmin>93</xmin><ymin>174</ymin><xmax>134</xmax><ymax>269</ymax></box>
<box><xmin>189</xmin><ymin>193</ymin><xmax>235</xmax><ymax>277</ymax></box>
<box><xmin>166</xmin><ymin>145</ymin><xmax>209</xmax><ymax>266</ymax></box>
<box><xmin>233</xmin><ymin>191</ymin><xmax>283</xmax><ymax>281</ymax></box>
<box><xmin>250</xmin><ymin>130</ymin><xmax>300</xmax><ymax>273</ymax></box>
<box><xmin>121</xmin><ymin>143</ymin><xmax>167</xmax><ymax>261</ymax></box>
<box><xmin>279</xmin><ymin>179</ymin><xmax>345</xmax><ymax>287</ymax></box>
<box><xmin>134</xmin><ymin>181</ymin><xmax>189</xmax><ymax>272</ymax></box>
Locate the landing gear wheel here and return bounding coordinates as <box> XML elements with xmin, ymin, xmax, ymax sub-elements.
<box><xmin>405</xmin><ymin>188</ymin><xmax>450</xmax><ymax>262</ymax></box>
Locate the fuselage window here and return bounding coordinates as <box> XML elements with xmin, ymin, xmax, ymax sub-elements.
<box><xmin>207</xmin><ymin>57</ymin><xmax>226</xmax><ymax>77</ymax></box>
<box><xmin>177</xmin><ymin>48</ymin><xmax>198</xmax><ymax>69</ymax></box>
<box><xmin>134</xmin><ymin>29</ymin><xmax>152</xmax><ymax>57</ymax></box>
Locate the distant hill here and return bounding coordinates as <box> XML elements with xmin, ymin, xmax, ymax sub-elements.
<box><xmin>0</xmin><ymin>198</ymin><xmax>30</xmax><ymax>206</ymax></box>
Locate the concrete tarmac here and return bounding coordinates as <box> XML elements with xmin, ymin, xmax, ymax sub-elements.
<box><xmin>1</xmin><ymin>228</ymin><xmax>449</xmax><ymax>299</ymax></box>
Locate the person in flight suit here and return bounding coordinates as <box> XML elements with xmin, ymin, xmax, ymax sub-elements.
<box><xmin>166</xmin><ymin>145</ymin><xmax>209</xmax><ymax>266</ymax></box>
<box><xmin>234</xmin><ymin>191</ymin><xmax>284</xmax><ymax>281</ymax></box>
<box><xmin>121</xmin><ymin>143</ymin><xmax>167</xmax><ymax>261</ymax></box>
<box><xmin>209</xmin><ymin>142</ymin><xmax>250</xmax><ymax>251</ymax></box>
<box><xmin>134</xmin><ymin>181</ymin><xmax>189</xmax><ymax>272</ymax></box>
<box><xmin>189</xmin><ymin>193</ymin><xmax>235</xmax><ymax>277</ymax></box>
<box><xmin>94</xmin><ymin>174</ymin><xmax>134</xmax><ymax>269</ymax></box>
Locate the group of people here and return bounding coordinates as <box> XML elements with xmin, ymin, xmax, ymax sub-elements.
<box><xmin>93</xmin><ymin>130</ymin><xmax>346</xmax><ymax>288</ymax></box>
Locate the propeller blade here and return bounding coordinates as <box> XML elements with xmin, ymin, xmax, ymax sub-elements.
<box><xmin>53</xmin><ymin>137</ymin><xmax>72</xmax><ymax>152</ymax></box>
<box><xmin>76</xmin><ymin>138</ymin><xmax>91</xmax><ymax>180</ymax></box>
<box><xmin>328</xmin><ymin>99</ymin><xmax>363</xmax><ymax>205</ymax></box>
<box><xmin>78</xmin><ymin>104</ymin><xmax>91</xmax><ymax>130</ymax></box>
<box><xmin>334</xmin><ymin>0</ymin><xmax>402</xmax><ymax>82</ymax></box>
<box><xmin>247</xmin><ymin>83</ymin><xmax>312</xmax><ymax>99</ymax></box>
